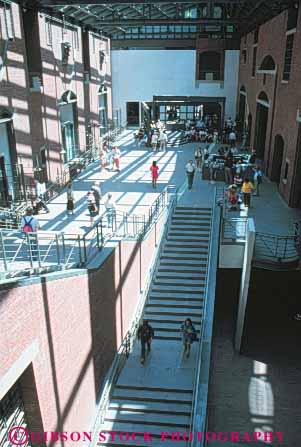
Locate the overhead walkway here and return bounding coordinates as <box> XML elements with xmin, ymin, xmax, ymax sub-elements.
<box><xmin>94</xmin><ymin>187</ymin><xmax>220</xmax><ymax>447</ymax></box>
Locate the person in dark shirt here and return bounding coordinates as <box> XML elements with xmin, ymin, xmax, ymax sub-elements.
<box><xmin>137</xmin><ymin>320</ymin><xmax>154</xmax><ymax>364</ymax></box>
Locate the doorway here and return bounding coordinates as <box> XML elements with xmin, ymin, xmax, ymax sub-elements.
<box><xmin>254</xmin><ymin>93</ymin><xmax>269</xmax><ymax>160</ymax></box>
<box><xmin>126</xmin><ymin>102</ymin><xmax>140</xmax><ymax>126</ymax></box>
<box><xmin>246</xmin><ymin>113</ymin><xmax>252</xmax><ymax>146</ymax></box>
<box><xmin>271</xmin><ymin>135</ymin><xmax>284</xmax><ymax>184</ymax></box>
<box><xmin>238</xmin><ymin>92</ymin><xmax>246</xmax><ymax>134</ymax></box>
<box><xmin>0</xmin><ymin>156</ymin><xmax>9</xmax><ymax>205</ymax></box>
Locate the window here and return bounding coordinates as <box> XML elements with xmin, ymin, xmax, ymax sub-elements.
<box><xmin>242</xmin><ymin>49</ymin><xmax>247</xmax><ymax>64</ymax></box>
<box><xmin>199</xmin><ymin>51</ymin><xmax>222</xmax><ymax>80</ymax></box>
<box><xmin>283</xmin><ymin>34</ymin><xmax>294</xmax><ymax>81</ymax></box>
<box><xmin>0</xmin><ymin>4</ymin><xmax>15</xmax><ymax>40</ymax></box>
<box><xmin>254</xmin><ymin>27</ymin><xmax>259</xmax><ymax>44</ymax></box>
<box><xmin>99</xmin><ymin>50</ymin><xmax>105</xmax><ymax>70</ymax></box>
<box><xmin>252</xmin><ymin>46</ymin><xmax>257</xmax><ymax>77</ymax></box>
<box><xmin>284</xmin><ymin>161</ymin><xmax>289</xmax><ymax>180</ymax></box>
<box><xmin>45</xmin><ymin>21</ymin><xmax>52</xmax><ymax>46</ymax></box>
<box><xmin>92</xmin><ymin>35</ymin><xmax>95</xmax><ymax>54</ymax></box>
<box><xmin>72</xmin><ymin>29</ymin><xmax>79</xmax><ymax>50</ymax></box>
<box><xmin>287</xmin><ymin>2</ymin><xmax>299</xmax><ymax>31</ymax></box>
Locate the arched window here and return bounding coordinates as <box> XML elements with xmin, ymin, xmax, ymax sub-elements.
<box><xmin>0</xmin><ymin>108</ymin><xmax>13</xmax><ymax>123</ymax></box>
<box><xmin>199</xmin><ymin>51</ymin><xmax>222</xmax><ymax>81</ymax></box>
<box><xmin>257</xmin><ymin>91</ymin><xmax>269</xmax><ymax>107</ymax></box>
<box><xmin>258</xmin><ymin>55</ymin><xmax>276</xmax><ymax>74</ymax></box>
<box><xmin>59</xmin><ymin>90</ymin><xmax>77</xmax><ymax>105</ymax></box>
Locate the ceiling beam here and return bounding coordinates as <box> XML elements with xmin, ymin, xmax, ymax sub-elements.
<box><xmin>78</xmin><ymin>17</ymin><xmax>247</xmax><ymax>26</ymax></box>
<box><xmin>40</xmin><ymin>0</ymin><xmax>243</xmax><ymax>6</ymax></box>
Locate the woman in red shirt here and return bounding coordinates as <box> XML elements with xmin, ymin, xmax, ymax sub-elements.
<box><xmin>150</xmin><ymin>161</ymin><xmax>159</xmax><ymax>189</ymax></box>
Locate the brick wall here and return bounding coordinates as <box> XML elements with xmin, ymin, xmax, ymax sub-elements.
<box><xmin>0</xmin><ymin>2</ymin><xmax>112</xmax><ymax>186</ymax></box>
<box><xmin>237</xmin><ymin>2</ymin><xmax>301</xmax><ymax>205</ymax></box>
<box><xmin>0</xmin><ymin>214</ymin><xmax>164</xmax><ymax>438</ymax></box>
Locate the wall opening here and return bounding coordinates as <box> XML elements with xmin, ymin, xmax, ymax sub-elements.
<box><xmin>59</xmin><ymin>91</ymin><xmax>79</xmax><ymax>163</ymax></box>
<box><xmin>198</xmin><ymin>51</ymin><xmax>222</xmax><ymax>81</ymax></box>
<box><xmin>126</xmin><ymin>102</ymin><xmax>140</xmax><ymax>126</ymax></box>
<box><xmin>254</xmin><ymin>92</ymin><xmax>269</xmax><ymax>160</ymax></box>
<box><xmin>271</xmin><ymin>135</ymin><xmax>284</xmax><ymax>184</ymax></box>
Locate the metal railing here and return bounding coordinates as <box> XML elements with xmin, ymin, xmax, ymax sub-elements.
<box><xmin>189</xmin><ymin>188</ymin><xmax>216</xmax><ymax>447</ymax></box>
<box><xmin>90</xmin><ymin>186</ymin><xmax>178</xmax><ymax>445</ymax></box>
<box><xmin>221</xmin><ymin>217</ymin><xmax>248</xmax><ymax>242</ymax></box>
<box><xmin>0</xmin><ymin>184</ymin><xmax>177</xmax><ymax>279</ymax></box>
<box><xmin>254</xmin><ymin>232</ymin><xmax>299</xmax><ymax>264</ymax></box>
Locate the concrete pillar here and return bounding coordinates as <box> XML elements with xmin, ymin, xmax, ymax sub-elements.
<box><xmin>234</xmin><ymin>218</ymin><xmax>256</xmax><ymax>352</ymax></box>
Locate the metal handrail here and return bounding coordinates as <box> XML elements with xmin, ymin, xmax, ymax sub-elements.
<box><xmin>189</xmin><ymin>187</ymin><xmax>217</xmax><ymax>447</ymax></box>
<box><xmin>90</xmin><ymin>187</ymin><xmax>178</xmax><ymax>446</ymax></box>
<box><xmin>254</xmin><ymin>232</ymin><xmax>299</xmax><ymax>263</ymax></box>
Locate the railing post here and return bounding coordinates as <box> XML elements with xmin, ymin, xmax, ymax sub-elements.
<box><xmin>55</xmin><ymin>234</ymin><xmax>61</xmax><ymax>266</ymax></box>
<box><xmin>0</xmin><ymin>231</ymin><xmax>8</xmax><ymax>271</ymax></box>
<box><xmin>96</xmin><ymin>224</ymin><xmax>100</xmax><ymax>249</ymax></box>
<box><xmin>27</xmin><ymin>233</ymin><xmax>34</xmax><ymax>268</ymax></box>
<box><xmin>100</xmin><ymin>220</ymin><xmax>104</xmax><ymax>247</ymax></box>
<box><xmin>77</xmin><ymin>234</ymin><xmax>83</xmax><ymax>264</ymax></box>
<box><xmin>61</xmin><ymin>233</ymin><xmax>66</xmax><ymax>264</ymax></box>
<box><xmin>36</xmin><ymin>234</ymin><xmax>42</xmax><ymax>268</ymax></box>
<box><xmin>83</xmin><ymin>235</ymin><xmax>87</xmax><ymax>262</ymax></box>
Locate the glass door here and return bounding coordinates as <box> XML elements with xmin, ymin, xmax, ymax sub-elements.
<box><xmin>62</xmin><ymin>122</ymin><xmax>75</xmax><ymax>162</ymax></box>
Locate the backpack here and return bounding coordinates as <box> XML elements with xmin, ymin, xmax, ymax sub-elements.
<box><xmin>22</xmin><ymin>217</ymin><xmax>34</xmax><ymax>233</ymax></box>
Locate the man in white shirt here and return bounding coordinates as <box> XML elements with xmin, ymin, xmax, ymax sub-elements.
<box><xmin>253</xmin><ymin>166</ymin><xmax>263</xmax><ymax>196</ymax></box>
<box><xmin>159</xmin><ymin>132</ymin><xmax>168</xmax><ymax>151</ymax></box>
<box><xmin>151</xmin><ymin>133</ymin><xmax>159</xmax><ymax>152</ymax></box>
<box><xmin>185</xmin><ymin>160</ymin><xmax>196</xmax><ymax>190</ymax></box>
<box><xmin>104</xmin><ymin>193</ymin><xmax>116</xmax><ymax>227</ymax></box>
<box><xmin>35</xmin><ymin>180</ymin><xmax>50</xmax><ymax>213</ymax></box>
<box><xmin>229</xmin><ymin>131</ymin><xmax>237</xmax><ymax>147</ymax></box>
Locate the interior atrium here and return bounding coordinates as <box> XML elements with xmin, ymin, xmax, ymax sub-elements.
<box><xmin>0</xmin><ymin>1</ymin><xmax>301</xmax><ymax>447</ymax></box>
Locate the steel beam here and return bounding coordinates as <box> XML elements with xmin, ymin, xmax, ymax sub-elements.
<box><xmin>77</xmin><ymin>17</ymin><xmax>247</xmax><ymax>26</ymax></box>
<box><xmin>40</xmin><ymin>0</ymin><xmax>244</xmax><ymax>5</ymax></box>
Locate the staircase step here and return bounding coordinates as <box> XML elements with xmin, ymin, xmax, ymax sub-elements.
<box><xmin>157</xmin><ymin>265</ymin><xmax>207</xmax><ymax>272</ymax></box>
<box><xmin>153</xmin><ymin>278</ymin><xmax>205</xmax><ymax>286</ymax></box>
<box><xmin>101</xmin><ymin>421</ymin><xmax>190</xmax><ymax>436</ymax></box>
<box><xmin>151</xmin><ymin>284</ymin><xmax>204</xmax><ymax>295</ymax></box>
<box><xmin>105</xmin><ymin>408</ymin><xmax>190</xmax><ymax>427</ymax></box>
<box><xmin>113</xmin><ymin>386</ymin><xmax>192</xmax><ymax>400</ymax></box>
<box><xmin>156</xmin><ymin>270</ymin><xmax>205</xmax><ymax>278</ymax></box>
<box><xmin>164</xmin><ymin>241</ymin><xmax>209</xmax><ymax>247</ymax></box>
<box><xmin>147</xmin><ymin>300</ymin><xmax>202</xmax><ymax>309</ymax></box>
<box><xmin>145</xmin><ymin>307</ymin><xmax>202</xmax><ymax>316</ymax></box>
<box><xmin>108</xmin><ymin>400</ymin><xmax>191</xmax><ymax>415</ymax></box>
<box><xmin>148</xmin><ymin>291</ymin><xmax>204</xmax><ymax>300</ymax></box>
<box><xmin>99</xmin><ymin>436</ymin><xmax>188</xmax><ymax>447</ymax></box>
<box><xmin>147</xmin><ymin>315</ymin><xmax>201</xmax><ymax>324</ymax></box>
<box><xmin>160</xmin><ymin>253</ymin><xmax>208</xmax><ymax>260</ymax></box>
<box><xmin>152</xmin><ymin>322</ymin><xmax>201</xmax><ymax>331</ymax></box>
<box><xmin>166</xmin><ymin>236</ymin><xmax>209</xmax><ymax>242</ymax></box>
<box><xmin>148</xmin><ymin>295</ymin><xmax>204</xmax><ymax>303</ymax></box>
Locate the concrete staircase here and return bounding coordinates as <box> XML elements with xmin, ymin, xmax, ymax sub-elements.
<box><xmin>98</xmin><ymin>206</ymin><xmax>212</xmax><ymax>447</ymax></box>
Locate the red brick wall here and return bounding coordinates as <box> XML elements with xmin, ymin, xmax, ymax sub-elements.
<box><xmin>237</xmin><ymin>2</ymin><xmax>301</xmax><ymax>205</ymax></box>
<box><xmin>0</xmin><ymin>3</ymin><xmax>34</xmax><ymax>175</ymax></box>
<box><xmin>0</xmin><ymin>214</ymin><xmax>164</xmax><ymax>437</ymax></box>
<box><xmin>0</xmin><ymin>3</ymin><xmax>113</xmax><ymax>185</ymax></box>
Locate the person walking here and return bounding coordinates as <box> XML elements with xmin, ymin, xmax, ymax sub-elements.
<box><xmin>159</xmin><ymin>131</ymin><xmax>168</xmax><ymax>151</ymax></box>
<box><xmin>91</xmin><ymin>181</ymin><xmax>102</xmax><ymax>214</ymax></box>
<box><xmin>241</xmin><ymin>178</ymin><xmax>254</xmax><ymax>208</ymax></box>
<box><xmin>35</xmin><ymin>179</ymin><xmax>50</xmax><ymax>213</ymax></box>
<box><xmin>66</xmin><ymin>182</ymin><xmax>75</xmax><ymax>216</ymax></box>
<box><xmin>150</xmin><ymin>161</ymin><xmax>159</xmax><ymax>189</ymax></box>
<box><xmin>21</xmin><ymin>207</ymin><xmax>40</xmax><ymax>261</ymax></box>
<box><xmin>137</xmin><ymin>319</ymin><xmax>154</xmax><ymax>364</ymax></box>
<box><xmin>112</xmin><ymin>146</ymin><xmax>121</xmax><ymax>171</ymax></box>
<box><xmin>185</xmin><ymin>160</ymin><xmax>196</xmax><ymax>190</ymax></box>
<box><xmin>194</xmin><ymin>147</ymin><xmax>202</xmax><ymax>172</ymax></box>
<box><xmin>180</xmin><ymin>318</ymin><xmax>197</xmax><ymax>358</ymax></box>
<box><xmin>86</xmin><ymin>191</ymin><xmax>97</xmax><ymax>226</ymax></box>
<box><xmin>104</xmin><ymin>193</ymin><xmax>116</xmax><ymax>227</ymax></box>
<box><xmin>253</xmin><ymin>166</ymin><xmax>263</xmax><ymax>196</ymax></box>
<box><xmin>151</xmin><ymin>132</ymin><xmax>159</xmax><ymax>152</ymax></box>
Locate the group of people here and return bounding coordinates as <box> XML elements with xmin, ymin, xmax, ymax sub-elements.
<box><xmin>137</xmin><ymin>318</ymin><xmax>197</xmax><ymax>364</ymax></box>
<box><xmin>99</xmin><ymin>143</ymin><xmax>121</xmax><ymax>172</ymax></box>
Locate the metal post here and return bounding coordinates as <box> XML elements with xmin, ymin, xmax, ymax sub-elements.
<box><xmin>55</xmin><ymin>234</ymin><xmax>61</xmax><ymax>266</ymax></box>
<box><xmin>77</xmin><ymin>234</ymin><xmax>83</xmax><ymax>264</ymax></box>
<box><xmin>100</xmin><ymin>220</ymin><xmax>104</xmax><ymax>246</ymax></box>
<box><xmin>61</xmin><ymin>233</ymin><xmax>66</xmax><ymax>263</ymax></box>
<box><xmin>83</xmin><ymin>235</ymin><xmax>87</xmax><ymax>262</ymax></box>
<box><xmin>96</xmin><ymin>224</ymin><xmax>100</xmax><ymax>249</ymax></box>
<box><xmin>27</xmin><ymin>233</ymin><xmax>34</xmax><ymax>268</ymax></box>
<box><xmin>0</xmin><ymin>231</ymin><xmax>8</xmax><ymax>271</ymax></box>
<box><xmin>36</xmin><ymin>234</ymin><xmax>42</xmax><ymax>268</ymax></box>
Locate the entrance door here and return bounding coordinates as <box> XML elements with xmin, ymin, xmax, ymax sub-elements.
<box><xmin>254</xmin><ymin>104</ymin><xmax>269</xmax><ymax>160</ymax></box>
<box><xmin>127</xmin><ymin>102</ymin><xmax>140</xmax><ymax>126</ymax></box>
<box><xmin>271</xmin><ymin>135</ymin><xmax>284</xmax><ymax>184</ymax></box>
<box><xmin>0</xmin><ymin>156</ymin><xmax>9</xmax><ymax>205</ymax></box>
<box><xmin>62</xmin><ymin>122</ymin><xmax>76</xmax><ymax>162</ymax></box>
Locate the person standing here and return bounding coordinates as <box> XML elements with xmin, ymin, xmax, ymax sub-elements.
<box><xmin>224</xmin><ymin>154</ymin><xmax>233</xmax><ymax>185</ymax></box>
<box><xmin>185</xmin><ymin>160</ymin><xmax>196</xmax><ymax>190</ymax></box>
<box><xmin>137</xmin><ymin>319</ymin><xmax>154</xmax><ymax>364</ymax></box>
<box><xmin>242</xmin><ymin>178</ymin><xmax>254</xmax><ymax>208</ymax></box>
<box><xmin>180</xmin><ymin>318</ymin><xmax>197</xmax><ymax>358</ymax></box>
<box><xmin>151</xmin><ymin>132</ymin><xmax>159</xmax><ymax>152</ymax></box>
<box><xmin>253</xmin><ymin>166</ymin><xmax>263</xmax><ymax>196</ymax></box>
<box><xmin>104</xmin><ymin>193</ymin><xmax>116</xmax><ymax>227</ymax></box>
<box><xmin>150</xmin><ymin>161</ymin><xmax>159</xmax><ymax>189</ymax></box>
<box><xmin>112</xmin><ymin>146</ymin><xmax>121</xmax><ymax>171</ymax></box>
<box><xmin>21</xmin><ymin>207</ymin><xmax>40</xmax><ymax>261</ymax></box>
<box><xmin>194</xmin><ymin>147</ymin><xmax>202</xmax><ymax>171</ymax></box>
<box><xmin>91</xmin><ymin>181</ymin><xmax>102</xmax><ymax>214</ymax></box>
<box><xmin>159</xmin><ymin>131</ymin><xmax>168</xmax><ymax>151</ymax></box>
<box><xmin>229</xmin><ymin>130</ymin><xmax>237</xmax><ymax>147</ymax></box>
<box><xmin>86</xmin><ymin>191</ymin><xmax>97</xmax><ymax>226</ymax></box>
<box><xmin>66</xmin><ymin>182</ymin><xmax>75</xmax><ymax>216</ymax></box>
<box><xmin>35</xmin><ymin>179</ymin><xmax>50</xmax><ymax>213</ymax></box>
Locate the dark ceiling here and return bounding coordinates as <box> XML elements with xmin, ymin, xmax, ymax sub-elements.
<box><xmin>33</xmin><ymin>0</ymin><xmax>292</xmax><ymax>41</ymax></box>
